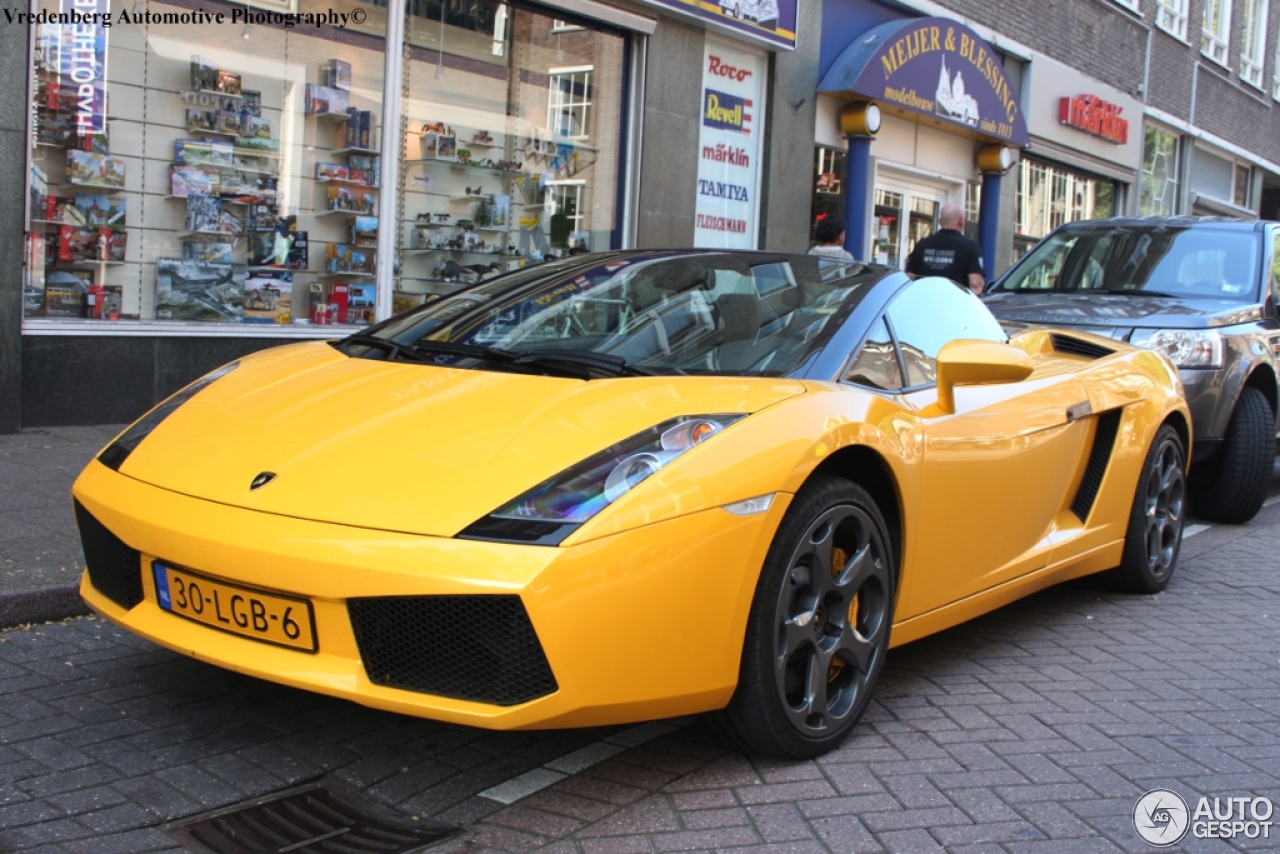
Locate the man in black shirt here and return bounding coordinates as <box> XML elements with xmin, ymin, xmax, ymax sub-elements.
<box><xmin>905</xmin><ymin>203</ymin><xmax>985</xmax><ymax>294</ymax></box>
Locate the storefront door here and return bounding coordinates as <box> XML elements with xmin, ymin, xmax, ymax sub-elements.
<box><xmin>871</xmin><ymin>184</ymin><xmax>943</xmax><ymax>269</ymax></box>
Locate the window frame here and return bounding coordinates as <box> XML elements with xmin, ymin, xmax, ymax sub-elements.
<box><xmin>1156</xmin><ymin>0</ymin><xmax>1189</xmax><ymax>40</ymax></box>
<box><xmin>1240</xmin><ymin>0</ymin><xmax>1268</xmax><ymax>88</ymax></box>
<box><xmin>1139</xmin><ymin>124</ymin><xmax>1182</xmax><ymax>216</ymax></box>
<box><xmin>1201</xmin><ymin>0</ymin><xmax>1233</xmax><ymax>65</ymax></box>
<box><xmin>547</xmin><ymin>65</ymin><xmax>594</xmax><ymax>141</ymax></box>
<box><xmin>1111</xmin><ymin>0</ymin><xmax>1142</xmax><ymax>12</ymax></box>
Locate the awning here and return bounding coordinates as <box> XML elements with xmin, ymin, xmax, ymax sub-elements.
<box><xmin>818</xmin><ymin>18</ymin><xmax>1030</xmax><ymax>148</ymax></box>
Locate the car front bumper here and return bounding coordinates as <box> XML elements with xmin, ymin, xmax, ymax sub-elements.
<box><xmin>73</xmin><ymin>460</ymin><xmax>789</xmax><ymax>730</ymax></box>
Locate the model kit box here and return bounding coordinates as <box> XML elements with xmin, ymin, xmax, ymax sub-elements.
<box><xmin>240</xmin><ymin>90</ymin><xmax>262</xmax><ymax>117</ymax></box>
<box><xmin>75</xmin><ymin>194</ymin><xmax>126</xmax><ymax>230</ymax></box>
<box><xmin>358</xmin><ymin>111</ymin><xmax>374</xmax><ymax>149</ymax></box>
<box><xmin>170</xmin><ymin>165</ymin><xmax>215</xmax><ymax>198</ymax></box>
<box><xmin>241</xmin><ymin>115</ymin><xmax>272</xmax><ymax>140</ymax></box>
<box><xmin>67</xmin><ymin>151</ymin><xmax>125</xmax><ymax>188</ymax></box>
<box><xmin>350</xmin><ymin>216</ymin><xmax>378</xmax><ymax>247</ymax></box>
<box><xmin>86</xmin><ymin>283</ymin><xmax>123</xmax><ymax>319</ymax></box>
<box><xmin>304</xmin><ymin>84</ymin><xmax>348</xmax><ymax>115</ymax></box>
<box><xmin>184</xmin><ymin>240</ymin><xmax>233</xmax><ymax>263</ymax></box>
<box><xmin>155</xmin><ymin>258</ymin><xmax>242</xmax><ymax>321</ymax></box>
<box><xmin>191</xmin><ymin>56</ymin><xmax>219</xmax><ymax>91</ymax></box>
<box><xmin>176</xmin><ymin>139</ymin><xmax>234</xmax><ymax>168</ymax></box>
<box><xmin>328</xmin><ymin>282</ymin><xmax>350</xmax><ymax>322</ymax></box>
<box><xmin>186</xmin><ymin>109</ymin><xmax>217</xmax><ymax>134</ymax></box>
<box><xmin>24</xmin><ymin>231</ymin><xmax>46</xmax><ymax>317</ymax></box>
<box><xmin>45</xmin><ymin>271</ymin><xmax>90</xmax><ymax>316</ymax></box>
<box><xmin>347</xmin><ymin>283</ymin><xmax>375</xmax><ymax>324</ymax></box>
<box><xmin>316</xmin><ymin>163</ymin><xmax>350</xmax><ymax>182</ymax></box>
<box><xmin>214</xmin><ymin>110</ymin><xmax>243</xmax><ymax>136</ymax></box>
<box><xmin>242</xmin><ymin>269</ymin><xmax>293</xmax><ymax>324</ymax></box>
<box><xmin>105</xmin><ymin>230</ymin><xmax>127</xmax><ymax>262</ymax></box>
<box><xmin>219</xmin><ymin>209</ymin><xmax>244</xmax><ymax>235</ymax></box>
<box><xmin>326</xmin><ymin>59</ymin><xmax>352</xmax><ymax>90</ymax></box>
<box><xmin>185</xmin><ymin>196</ymin><xmax>223</xmax><ymax>233</ymax></box>
<box><xmin>216</xmin><ymin>70</ymin><xmax>242</xmax><ymax>96</ymax></box>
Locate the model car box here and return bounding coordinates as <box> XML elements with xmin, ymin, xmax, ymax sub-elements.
<box><xmin>44</xmin><ymin>271</ymin><xmax>89</xmax><ymax>316</ymax></box>
<box><xmin>67</xmin><ymin>151</ymin><xmax>125</xmax><ymax>188</ymax></box>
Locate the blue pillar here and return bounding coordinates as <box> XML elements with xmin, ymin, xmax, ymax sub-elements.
<box><xmin>843</xmin><ymin>135</ymin><xmax>873</xmax><ymax>261</ymax></box>
<box><xmin>978</xmin><ymin>170</ymin><xmax>1003</xmax><ymax>284</ymax></box>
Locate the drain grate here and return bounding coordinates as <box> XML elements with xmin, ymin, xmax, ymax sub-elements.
<box><xmin>166</xmin><ymin>785</ymin><xmax>458</xmax><ymax>854</ymax></box>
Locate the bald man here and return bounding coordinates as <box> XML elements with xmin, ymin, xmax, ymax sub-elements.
<box><xmin>905</xmin><ymin>203</ymin><xmax>986</xmax><ymax>294</ymax></box>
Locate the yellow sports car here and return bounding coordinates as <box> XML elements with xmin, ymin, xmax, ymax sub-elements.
<box><xmin>73</xmin><ymin>251</ymin><xmax>1191</xmax><ymax>758</ymax></box>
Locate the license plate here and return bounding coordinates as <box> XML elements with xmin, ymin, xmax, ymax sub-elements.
<box><xmin>152</xmin><ymin>562</ymin><xmax>317</xmax><ymax>652</ymax></box>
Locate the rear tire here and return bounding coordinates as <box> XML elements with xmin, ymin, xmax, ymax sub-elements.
<box><xmin>1189</xmin><ymin>386</ymin><xmax>1274</xmax><ymax>524</ymax></box>
<box><xmin>1108</xmin><ymin>425</ymin><xmax>1186</xmax><ymax>593</ymax></box>
<box><xmin>709</xmin><ymin>475</ymin><xmax>894</xmax><ymax>758</ymax></box>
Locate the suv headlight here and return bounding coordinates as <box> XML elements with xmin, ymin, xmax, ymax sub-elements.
<box><xmin>1130</xmin><ymin>329</ymin><xmax>1224</xmax><ymax>369</ymax></box>
<box><xmin>458</xmin><ymin>414</ymin><xmax>745</xmax><ymax>544</ymax></box>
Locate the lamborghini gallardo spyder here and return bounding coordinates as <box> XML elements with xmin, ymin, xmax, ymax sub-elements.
<box><xmin>74</xmin><ymin>250</ymin><xmax>1191</xmax><ymax>757</ymax></box>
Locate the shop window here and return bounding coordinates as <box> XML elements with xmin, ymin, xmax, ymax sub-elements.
<box><xmin>964</xmin><ymin>182</ymin><xmax>981</xmax><ymax>244</ymax></box>
<box><xmin>872</xmin><ymin>189</ymin><xmax>903</xmax><ymax>267</ymax></box>
<box><xmin>1156</xmin><ymin>0</ymin><xmax>1189</xmax><ymax>40</ymax></box>
<box><xmin>396</xmin><ymin>1</ymin><xmax>624</xmax><ymax>313</ymax></box>
<box><xmin>548</xmin><ymin>68</ymin><xmax>593</xmax><ymax>139</ymax></box>
<box><xmin>811</xmin><ymin>147</ymin><xmax>846</xmax><ymax>245</ymax></box>
<box><xmin>1139</xmin><ymin>126</ymin><xmax>1180</xmax><ymax>215</ymax></box>
<box><xmin>1201</xmin><ymin>0</ymin><xmax>1232</xmax><ymax>65</ymax></box>
<box><xmin>23</xmin><ymin>0</ymin><xmax>630</xmax><ymax>330</ymax></box>
<box><xmin>1240</xmin><ymin>0</ymin><xmax>1268</xmax><ymax>88</ymax></box>
<box><xmin>1015</xmin><ymin>159</ymin><xmax>1114</xmax><ymax>243</ymax></box>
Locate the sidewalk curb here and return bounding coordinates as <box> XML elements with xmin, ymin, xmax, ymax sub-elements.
<box><xmin>0</xmin><ymin>584</ymin><xmax>90</xmax><ymax>629</ymax></box>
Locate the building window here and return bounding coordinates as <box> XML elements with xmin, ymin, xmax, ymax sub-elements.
<box><xmin>1112</xmin><ymin>0</ymin><xmax>1141</xmax><ymax>12</ymax></box>
<box><xmin>1014</xmin><ymin>159</ymin><xmax>1116</xmax><ymax>257</ymax></box>
<box><xmin>551</xmin><ymin>19</ymin><xmax>586</xmax><ymax>33</ymax></box>
<box><xmin>1202</xmin><ymin>0</ymin><xmax>1232</xmax><ymax>65</ymax></box>
<box><xmin>1234</xmin><ymin>164</ymin><xmax>1252</xmax><ymax>207</ymax></box>
<box><xmin>964</xmin><ymin>182</ymin><xmax>981</xmax><ymax>244</ymax></box>
<box><xmin>1139</xmin><ymin>126</ymin><xmax>1181</xmax><ymax>215</ymax></box>
<box><xmin>1156</xmin><ymin>0</ymin><xmax>1189</xmax><ymax>39</ymax></box>
<box><xmin>1240</xmin><ymin>0</ymin><xmax>1269</xmax><ymax>88</ymax></box>
<box><xmin>547</xmin><ymin>181</ymin><xmax>587</xmax><ymax>249</ymax></box>
<box><xmin>548</xmin><ymin>67</ymin><xmax>593</xmax><ymax>140</ymax></box>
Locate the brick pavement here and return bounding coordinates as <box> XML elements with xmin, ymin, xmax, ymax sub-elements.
<box><xmin>1</xmin><ymin>490</ymin><xmax>1277</xmax><ymax>852</ymax></box>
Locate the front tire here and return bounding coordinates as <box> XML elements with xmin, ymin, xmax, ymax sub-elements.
<box><xmin>1109</xmin><ymin>425</ymin><xmax>1186</xmax><ymax>593</ymax></box>
<box><xmin>1189</xmin><ymin>386</ymin><xmax>1274</xmax><ymax>524</ymax></box>
<box><xmin>710</xmin><ymin>476</ymin><xmax>894</xmax><ymax>758</ymax></box>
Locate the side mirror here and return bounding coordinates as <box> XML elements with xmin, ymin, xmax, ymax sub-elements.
<box><xmin>935</xmin><ymin>340</ymin><xmax>1035</xmax><ymax>414</ymax></box>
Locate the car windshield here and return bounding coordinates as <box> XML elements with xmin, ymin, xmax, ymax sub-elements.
<box><xmin>994</xmin><ymin>225</ymin><xmax>1262</xmax><ymax>302</ymax></box>
<box><xmin>351</xmin><ymin>253</ymin><xmax>886</xmax><ymax>377</ymax></box>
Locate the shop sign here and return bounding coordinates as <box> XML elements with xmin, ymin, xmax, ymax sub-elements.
<box><xmin>695</xmin><ymin>43</ymin><xmax>764</xmax><ymax>250</ymax></box>
<box><xmin>817</xmin><ymin>18</ymin><xmax>1030</xmax><ymax>147</ymax></box>
<box><xmin>1059</xmin><ymin>94</ymin><xmax>1128</xmax><ymax>145</ymax></box>
<box><xmin>636</xmin><ymin>0</ymin><xmax>796</xmax><ymax>50</ymax></box>
<box><xmin>45</xmin><ymin>0</ymin><xmax>110</xmax><ymax>136</ymax></box>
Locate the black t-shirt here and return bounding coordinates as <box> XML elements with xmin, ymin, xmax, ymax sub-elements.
<box><xmin>905</xmin><ymin>228</ymin><xmax>984</xmax><ymax>286</ymax></box>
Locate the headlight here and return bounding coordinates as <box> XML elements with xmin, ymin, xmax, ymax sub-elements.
<box><xmin>97</xmin><ymin>361</ymin><xmax>240</xmax><ymax>471</ymax></box>
<box><xmin>1131</xmin><ymin>329</ymin><xmax>1223</xmax><ymax>369</ymax></box>
<box><xmin>458</xmin><ymin>414</ymin><xmax>745</xmax><ymax>544</ymax></box>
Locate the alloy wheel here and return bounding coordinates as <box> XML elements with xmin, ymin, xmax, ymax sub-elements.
<box><xmin>1144</xmin><ymin>437</ymin><xmax>1185</xmax><ymax>579</ymax></box>
<box><xmin>772</xmin><ymin>504</ymin><xmax>889</xmax><ymax>737</ymax></box>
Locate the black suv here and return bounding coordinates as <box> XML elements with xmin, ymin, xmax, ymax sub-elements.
<box><xmin>985</xmin><ymin>217</ymin><xmax>1279</xmax><ymax>523</ymax></box>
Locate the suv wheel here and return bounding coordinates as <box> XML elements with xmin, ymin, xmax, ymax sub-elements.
<box><xmin>1189</xmin><ymin>386</ymin><xmax>1275</xmax><ymax>524</ymax></box>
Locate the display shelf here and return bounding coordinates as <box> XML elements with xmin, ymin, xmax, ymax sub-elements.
<box><xmin>52</xmin><ymin>260</ymin><xmax>124</xmax><ymax>269</ymax></box>
<box><xmin>165</xmin><ymin>195</ymin><xmax>258</xmax><ymax>205</ymax></box>
<box><xmin>315</xmin><ymin>178</ymin><xmax>380</xmax><ymax>188</ymax></box>
<box><xmin>332</xmin><ymin>147</ymin><xmax>381</xmax><ymax>157</ymax></box>
<box><xmin>409</xmin><ymin>248</ymin><xmax>514</xmax><ymax>257</ymax></box>
<box><xmin>318</xmin><ymin>271</ymin><xmax>375</xmax><ymax>278</ymax></box>
<box><xmin>411</xmin><ymin>221</ymin><xmax>454</xmax><ymax>228</ymax></box>
<box><xmin>318</xmin><ymin>208</ymin><xmax>376</xmax><ymax>217</ymax></box>
<box><xmin>409</xmin><ymin>159</ymin><xmax>523</xmax><ymax>175</ymax></box>
<box><xmin>315</xmin><ymin>112</ymin><xmax>351</xmax><ymax>123</ymax></box>
<box><xmin>448</xmin><ymin>193</ymin><xmax>496</xmax><ymax>202</ymax></box>
<box><xmin>179</xmin><ymin>230</ymin><xmax>238</xmax><ymax>239</ymax></box>
<box><xmin>189</xmin><ymin>128</ymin><xmax>239</xmax><ymax>137</ymax></box>
<box><xmin>50</xmin><ymin>185</ymin><xmax>125</xmax><ymax>197</ymax></box>
<box><xmin>194</xmin><ymin>87</ymin><xmax>247</xmax><ymax>100</ymax></box>
<box><xmin>246</xmin><ymin>265</ymin><xmax>306</xmax><ymax>273</ymax></box>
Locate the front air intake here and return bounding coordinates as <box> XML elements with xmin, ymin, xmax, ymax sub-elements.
<box><xmin>348</xmin><ymin>596</ymin><xmax>558</xmax><ymax>705</ymax></box>
<box><xmin>74</xmin><ymin>500</ymin><xmax>144</xmax><ymax>610</ymax></box>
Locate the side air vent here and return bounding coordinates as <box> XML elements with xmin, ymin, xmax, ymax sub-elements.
<box><xmin>1070</xmin><ymin>409</ymin><xmax>1123</xmax><ymax>522</ymax></box>
<box><xmin>1051</xmin><ymin>333</ymin><xmax>1115</xmax><ymax>360</ymax></box>
<box><xmin>74</xmin><ymin>500</ymin><xmax>144</xmax><ymax>610</ymax></box>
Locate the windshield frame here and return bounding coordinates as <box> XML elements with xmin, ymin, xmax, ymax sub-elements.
<box><xmin>342</xmin><ymin>252</ymin><xmax>896</xmax><ymax>379</ymax></box>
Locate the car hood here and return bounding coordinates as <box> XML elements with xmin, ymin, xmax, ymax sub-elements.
<box><xmin>984</xmin><ymin>292</ymin><xmax>1262</xmax><ymax>329</ymax></box>
<box><xmin>113</xmin><ymin>341</ymin><xmax>806</xmax><ymax>538</ymax></box>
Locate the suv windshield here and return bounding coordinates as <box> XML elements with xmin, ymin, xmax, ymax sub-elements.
<box><xmin>994</xmin><ymin>225</ymin><xmax>1262</xmax><ymax>302</ymax></box>
<box><xmin>349</xmin><ymin>253</ymin><xmax>886</xmax><ymax>377</ymax></box>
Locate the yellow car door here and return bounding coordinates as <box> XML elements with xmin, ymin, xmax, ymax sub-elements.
<box><xmin>880</xmin><ymin>278</ymin><xmax>1092</xmax><ymax>620</ymax></box>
